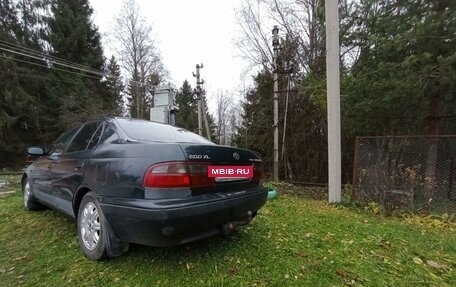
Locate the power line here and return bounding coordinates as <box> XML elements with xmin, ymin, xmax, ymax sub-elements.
<box><xmin>0</xmin><ymin>54</ymin><xmax>146</xmax><ymax>87</ymax></box>
<box><xmin>0</xmin><ymin>54</ymin><xmax>104</xmax><ymax>80</ymax></box>
<box><xmin>0</xmin><ymin>40</ymin><xmax>146</xmax><ymax>86</ymax></box>
<box><xmin>0</xmin><ymin>45</ymin><xmax>107</xmax><ymax>77</ymax></box>
<box><xmin>0</xmin><ymin>42</ymin><xmax>106</xmax><ymax>76</ymax></box>
<box><xmin>0</xmin><ymin>40</ymin><xmax>107</xmax><ymax>75</ymax></box>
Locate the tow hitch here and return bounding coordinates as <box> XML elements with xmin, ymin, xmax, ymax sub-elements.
<box><xmin>221</xmin><ymin>211</ymin><xmax>253</xmax><ymax>236</ymax></box>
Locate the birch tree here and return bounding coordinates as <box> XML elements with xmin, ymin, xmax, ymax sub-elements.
<box><xmin>113</xmin><ymin>0</ymin><xmax>166</xmax><ymax>119</ymax></box>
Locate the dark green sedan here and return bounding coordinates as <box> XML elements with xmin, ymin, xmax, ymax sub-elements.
<box><xmin>22</xmin><ymin>117</ymin><xmax>268</xmax><ymax>260</ymax></box>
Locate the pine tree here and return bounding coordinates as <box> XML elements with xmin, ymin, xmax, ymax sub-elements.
<box><xmin>125</xmin><ymin>72</ymin><xmax>144</xmax><ymax>118</ymax></box>
<box><xmin>47</xmin><ymin>0</ymin><xmax>109</xmax><ymax>128</ymax></box>
<box><xmin>105</xmin><ymin>55</ymin><xmax>125</xmax><ymax>116</ymax></box>
<box><xmin>234</xmin><ymin>72</ymin><xmax>274</xmax><ymax>165</ymax></box>
<box><xmin>202</xmin><ymin>94</ymin><xmax>217</xmax><ymax>141</ymax></box>
<box><xmin>0</xmin><ymin>0</ymin><xmax>24</xmax><ymax>166</ymax></box>
<box><xmin>174</xmin><ymin>80</ymin><xmax>216</xmax><ymax>140</ymax></box>
<box><xmin>343</xmin><ymin>0</ymin><xmax>456</xmax><ymax>136</ymax></box>
<box><xmin>0</xmin><ymin>0</ymin><xmax>53</xmax><ymax>167</ymax></box>
<box><xmin>175</xmin><ymin>80</ymin><xmax>198</xmax><ymax>132</ymax></box>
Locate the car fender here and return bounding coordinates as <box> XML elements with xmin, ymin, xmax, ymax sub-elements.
<box><xmin>73</xmin><ymin>184</ymin><xmax>96</xmax><ymax>217</ymax></box>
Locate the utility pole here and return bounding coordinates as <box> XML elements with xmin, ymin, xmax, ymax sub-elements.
<box><xmin>193</xmin><ymin>63</ymin><xmax>211</xmax><ymax>140</ymax></box>
<box><xmin>272</xmin><ymin>25</ymin><xmax>279</xmax><ymax>182</ymax></box>
<box><xmin>193</xmin><ymin>64</ymin><xmax>203</xmax><ymax>136</ymax></box>
<box><xmin>201</xmin><ymin>89</ymin><xmax>212</xmax><ymax>141</ymax></box>
<box><xmin>325</xmin><ymin>0</ymin><xmax>341</xmax><ymax>203</ymax></box>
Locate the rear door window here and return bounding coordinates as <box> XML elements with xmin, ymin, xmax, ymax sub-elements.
<box><xmin>67</xmin><ymin>121</ymin><xmax>103</xmax><ymax>153</ymax></box>
<box><xmin>99</xmin><ymin>122</ymin><xmax>119</xmax><ymax>144</ymax></box>
<box><xmin>87</xmin><ymin>123</ymin><xmax>103</xmax><ymax>149</ymax></box>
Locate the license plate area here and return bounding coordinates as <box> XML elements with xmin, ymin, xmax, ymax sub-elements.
<box><xmin>215</xmin><ymin>177</ymin><xmax>249</xmax><ymax>183</ymax></box>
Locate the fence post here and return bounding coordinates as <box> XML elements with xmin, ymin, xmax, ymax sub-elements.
<box><xmin>449</xmin><ymin>158</ymin><xmax>454</xmax><ymax>200</ymax></box>
<box><xmin>351</xmin><ymin>137</ymin><xmax>360</xmax><ymax>201</ymax></box>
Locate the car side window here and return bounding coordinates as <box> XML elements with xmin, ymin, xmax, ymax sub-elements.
<box><xmin>47</xmin><ymin>126</ymin><xmax>80</xmax><ymax>156</ymax></box>
<box><xmin>87</xmin><ymin>123</ymin><xmax>103</xmax><ymax>150</ymax></box>
<box><xmin>99</xmin><ymin>122</ymin><xmax>119</xmax><ymax>144</ymax></box>
<box><xmin>67</xmin><ymin>122</ymin><xmax>102</xmax><ymax>153</ymax></box>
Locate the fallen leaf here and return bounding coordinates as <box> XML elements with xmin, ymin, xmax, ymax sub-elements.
<box><xmin>336</xmin><ymin>269</ymin><xmax>346</xmax><ymax>278</ymax></box>
<box><xmin>426</xmin><ymin>260</ymin><xmax>448</xmax><ymax>270</ymax></box>
<box><xmin>412</xmin><ymin>257</ymin><xmax>423</xmax><ymax>265</ymax></box>
<box><xmin>297</xmin><ymin>252</ymin><xmax>307</xmax><ymax>258</ymax></box>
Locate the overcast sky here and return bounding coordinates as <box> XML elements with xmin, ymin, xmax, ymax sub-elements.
<box><xmin>90</xmin><ymin>0</ymin><xmax>251</xmax><ymax>109</ymax></box>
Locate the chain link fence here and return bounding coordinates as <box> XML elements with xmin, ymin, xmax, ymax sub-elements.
<box><xmin>352</xmin><ymin>136</ymin><xmax>456</xmax><ymax>213</ymax></box>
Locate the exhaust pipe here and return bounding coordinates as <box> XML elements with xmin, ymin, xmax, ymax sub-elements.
<box><xmin>221</xmin><ymin>211</ymin><xmax>253</xmax><ymax>236</ymax></box>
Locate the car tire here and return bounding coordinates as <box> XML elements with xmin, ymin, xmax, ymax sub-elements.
<box><xmin>77</xmin><ymin>192</ymin><xmax>108</xmax><ymax>261</ymax></box>
<box><xmin>23</xmin><ymin>177</ymin><xmax>43</xmax><ymax>211</ymax></box>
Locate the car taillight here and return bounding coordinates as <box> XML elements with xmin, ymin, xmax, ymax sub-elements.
<box><xmin>143</xmin><ymin>162</ymin><xmax>215</xmax><ymax>188</ymax></box>
<box><xmin>252</xmin><ymin>164</ymin><xmax>264</xmax><ymax>182</ymax></box>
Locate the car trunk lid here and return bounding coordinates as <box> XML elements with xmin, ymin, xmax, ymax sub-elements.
<box><xmin>178</xmin><ymin>144</ymin><xmax>264</xmax><ymax>195</ymax></box>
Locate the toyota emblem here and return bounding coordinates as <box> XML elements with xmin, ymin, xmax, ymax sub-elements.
<box><xmin>233</xmin><ymin>152</ymin><xmax>240</xmax><ymax>160</ymax></box>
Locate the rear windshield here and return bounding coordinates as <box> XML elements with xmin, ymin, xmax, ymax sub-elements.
<box><xmin>116</xmin><ymin>118</ymin><xmax>214</xmax><ymax>144</ymax></box>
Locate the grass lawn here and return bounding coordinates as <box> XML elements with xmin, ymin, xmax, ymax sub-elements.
<box><xmin>0</xmin><ymin>176</ymin><xmax>455</xmax><ymax>287</ymax></box>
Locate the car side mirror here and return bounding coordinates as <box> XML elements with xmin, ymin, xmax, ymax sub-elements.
<box><xmin>27</xmin><ymin>146</ymin><xmax>45</xmax><ymax>156</ymax></box>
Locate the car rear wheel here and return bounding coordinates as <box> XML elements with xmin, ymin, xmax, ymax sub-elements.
<box><xmin>23</xmin><ymin>178</ymin><xmax>43</xmax><ymax>211</ymax></box>
<box><xmin>77</xmin><ymin>192</ymin><xmax>108</xmax><ymax>261</ymax></box>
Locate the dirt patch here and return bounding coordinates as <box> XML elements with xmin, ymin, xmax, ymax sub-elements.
<box><xmin>0</xmin><ymin>191</ymin><xmax>16</xmax><ymax>199</ymax></box>
<box><xmin>0</xmin><ymin>176</ymin><xmax>20</xmax><ymax>198</ymax></box>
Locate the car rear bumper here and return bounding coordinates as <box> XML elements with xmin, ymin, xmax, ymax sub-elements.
<box><xmin>99</xmin><ymin>187</ymin><xmax>268</xmax><ymax>246</ymax></box>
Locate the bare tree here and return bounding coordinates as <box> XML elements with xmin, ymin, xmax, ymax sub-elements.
<box><xmin>234</xmin><ymin>0</ymin><xmax>275</xmax><ymax>72</ymax></box>
<box><xmin>266</xmin><ymin>0</ymin><xmax>326</xmax><ymax>75</ymax></box>
<box><xmin>226</xmin><ymin>104</ymin><xmax>243</xmax><ymax>145</ymax></box>
<box><xmin>214</xmin><ymin>90</ymin><xmax>232</xmax><ymax>145</ymax></box>
<box><xmin>112</xmin><ymin>0</ymin><xmax>166</xmax><ymax>119</ymax></box>
<box><xmin>234</xmin><ymin>0</ymin><xmax>341</xmax><ymax>182</ymax></box>
<box><xmin>214</xmin><ymin>91</ymin><xmax>243</xmax><ymax>146</ymax></box>
<box><xmin>234</xmin><ymin>0</ymin><xmax>357</xmax><ymax>75</ymax></box>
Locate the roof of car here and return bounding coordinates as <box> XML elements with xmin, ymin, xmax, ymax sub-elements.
<box><xmin>84</xmin><ymin>117</ymin><xmax>166</xmax><ymax>125</ymax></box>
